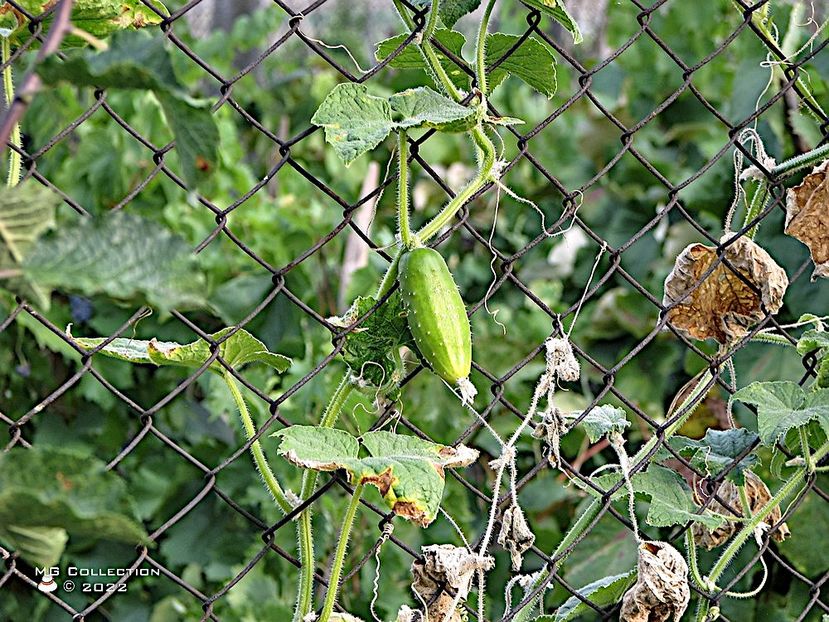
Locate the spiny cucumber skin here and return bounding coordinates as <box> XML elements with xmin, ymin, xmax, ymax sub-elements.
<box><xmin>398</xmin><ymin>248</ymin><xmax>472</xmax><ymax>386</ymax></box>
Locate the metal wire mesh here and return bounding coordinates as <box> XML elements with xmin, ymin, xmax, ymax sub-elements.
<box><xmin>1</xmin><ymin>0</ymin><xmax>828</xmax><ymax>620</ymax></box>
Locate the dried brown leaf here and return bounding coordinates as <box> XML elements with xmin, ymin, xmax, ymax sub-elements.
<box><xmin>785</xmin><ymin>159</ymin><xmax>829</xmax><ymax>279</ymax></box>
<box><xmin>620</xmin><ymin>540</ymin><xmax>690</xmax><ymax>622</ymax></box>
<box><xmin>497</xmin><ymin>504</ymin><xmax>536</xmax><ymax>571</ymax></box>
<box><xmin>663</xmin><ymin>234</ymin><xmax>788</xmax><ymax>343</ymax></box>
<box><xmin>692</xmin><ymin>471</ymin><xmax>790</xmax><ymax>550</ymax></box>
<box><xmin>410</xmin><ymin>544</ymin><xmax>494</xmax><ymax>622</ymax></box>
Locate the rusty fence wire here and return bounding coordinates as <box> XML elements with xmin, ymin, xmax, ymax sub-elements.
<box><xmin>1</xmin><ymin>0</ymin><xmax>828</xmax><ymax>620</ymax></box>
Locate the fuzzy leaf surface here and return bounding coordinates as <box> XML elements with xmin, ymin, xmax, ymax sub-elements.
<box><xmin>574</xmin><ymin>405</ymin><xmax>630</xmax><ymax>443</ymax></box>
<box><xmin>74</xmin><ymin>327</ymin><xmax>291</xmax><ymax>373</ymax></box>
<box><xmin>23</xmin><ymin>212</ymin><xmax>205</xmax><ymax>312</ymax></box>
<box><xmin>274</xmin><ymin>427</ymin><xmax>478</xmax><ymax>526</ymax></box>
<box><xmin>732</xmin><ymin>381</ymin><xmax>829</xmax><ymax>445</ymax></box>
<box><xmin>633</xmin><ymin>465</ymin><xmax>724</xmax><ymax>529</ymax></box>
<box><xmin>668</xmin><ymin>428</ymin><xmax>759</xmax><ymax>484</ymax></box>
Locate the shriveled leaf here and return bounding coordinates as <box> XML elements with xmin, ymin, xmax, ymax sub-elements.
<box><xmin>0</xmin><ymin>525</ymin><xmax>68</xmax><ymax>569</ymax></box>
<box><xmin>663</xmin><ymin>234</ymin><xmax>788</xmax><ymax>343</ymax></box>
<box><xmin>669</xmin><ymin>428</ymin><xmax>759</xmax><ymax>484</ymax></box>
<box><xmin>273</xmin><ymin>427</ymin><xmax>478</xmax><ymax>526</ymax></box>
<box><xmin>621</xmin><ymin>541</ymin><xmax>689</xmax><ymax>622</ymax></box>
<box><xmin>36</xmin><ymin>32</ymin><xmax>217</xmax><ymax>189</ymax></box>
<box><xmin>3</xmin><ymin>0</ymin><xmax>168</xmax><ymax>47</ymax></box>
<box><xmin>732</xmin><ymin>381</ymin><xmax>829</xmax><ymax>445</ymax></box>
<box><xmin>486</xmin><ymin>33</ymin><xmax>556</xmax><ymax>98</ymax></box>
<box><xmin>23</xmin><ymin>212</ymin><xmax>205</xmax><ymax>312</ymax></box>
<box><xmin>519</xmin><ymin>0</ymin><xmax>583</xmax><ymax>43</ymax></box>
<box><xmin>797</xmin><ymin>329</ymin><xmax>829</xmax><ymax>388</ymax></box>
<box><xmin>311</xmin><ymin>83</ymin><xmax>477</xmax><ymax>165</ymax></box>
<box><xmin>691</xmin><ymin>472</ymin><xmax>789</xmax><ymax>550</ymax></box>
<box><xmin>329</xmin><ymin>292</ymin><xmax>412</xmax><ymax>390</ymax></box>
<box><xmin>0</xmin><ymin>446</ymin><xmax>148</xmax><ymax>567</ymax></box>
<box><xmin>74</xmin><ymin>327</ymin><xmax>291</xmax><ymax>373</ymax></box>
<box><xmin>633</xmin><ymin>464</ymin><xmax>724</xmax><ymax>529</ymax></box>
<box><xmin>572</xmin><ymin>405</ymin><xmax>629</xmax><ymax>443</ymax></box>
<box><xmin>785</xmin><ymin>159</ymin><xmax>829</xmax><ymax>279</ymax></box>
<box><xmin>0</xmin><ymin>182</ymin><xmax>59</xmax><ymax>263</ymax></box>
<box><xmin>551</xmin><ymin>570</ymin><xmax>637</xmax><ymax>622</ymax></box>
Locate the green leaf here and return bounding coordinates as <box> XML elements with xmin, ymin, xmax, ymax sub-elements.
<box><xmin>572</xmin><ymin>405</ymin><xmax>629</xmax><ymax>443</ymax></box>
<box><xmin>389</xmin><ymin>87</ymin><xmax>479</xmax><ymax>132</ymax></box>
<box><xmin>23</xmin><ymin>212</ymin><xmax>206</xmax><ymax>312</ymax></box>
<box><xmin>36</xmin><ymin>31</ymin><xmax>217</xmax><ymax>189</ymax></box>
<box><xmin>0</xmin><ymin>183</ymin><xmax>59</xmax><ymax>263</ymax></box>
<box><xmin>375</xmin><ymin>30</ymin><xmax>556</xmax><ymax>98</ymax></box>
<box><xmin>330</xmin><ymin>292</ymin><xmax>413</xmax><ymax>389</ymax></box>
<box><xmin>519</xmin><ymin>0</ymin><xmax>583</xmax><ymax>43</ymax></box>
<box><xmin>797</xmin><ymin>330</ymin><xmax>829</xmax><ymax>387</ymax></box>
<box><xmin>73</xmin><ymin>327</ymin><xmax>291</xmax><ymax>374</ymax></box>
<box><xmin>311</xmin><ymin>83</ymin><xmax>477</xmax><ymax>165</ymax></box>
<box><xmin>777</xmin><ymin>492</ymin><xmax>829</xmax><ymax>578</ymax></box>
<box><xmin>668</xmin><ymin>428</ymin><xmax>759</xmax><ymax>484</ymax></box>
<box><xmin>0</xmin><ymin>525</ymin><xmax>68</xmax><ymax>569</ymax></box>
<box><xmin>732</xmin><ymin>381</ymin><xmax>829</xmax><ymax>445</ymax></box>
<box><xmin>273</xmin><ymin>427</ymin><xmax>478</xmax><ymax>526</ymax></box>
<box><xmin>486</xmin><ymin>33</ymin><xmax>557</xmax><ymax>98</ymax></box>
<box><xmin>0</xmin><ymin>446</ymin><xmax>148</xmax><ymax>567</ymax></box>
<box><xmin>549</xmin><ymin>570</ymin><xmax>637</xmax><ymax>621</ymax></box>
<box><xmin>633</xmin><ymin>464</ymin><xmax>724</xmax><ymax>529</ymax></box>
<box><xmin>437</xmin><ymin>0</ymin><xmax>482</xmax><ymax>27</ymax></box>
<box><xmin>311</xmin><ymin>83</ymin><xmax>394</xmax><ymax>166</ymax></box>
<box><xmin>4</xmin><ymin>1</ymin><xmax>168</xmax><ymax>47</ymax></box>
<box><xmin>375</xmin><ymin>30</ymin><xmax>468</xmax><ymax>90</ymax></box>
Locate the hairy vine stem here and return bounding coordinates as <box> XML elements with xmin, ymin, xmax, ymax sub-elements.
<box><xmin>511</xmin><ymin>367</ymin><xmax>718</xmax><ymax>622</ymax></box>
<box><xmin>319</xmin><ymin>482</ymin><xmax>364</xmax><ymax>622</ymax></box>
<box><xmin>223</xmin><ymin>372</ymin><xmax>292</xmax><ymax>514</ymax></box>
<box><xmin>475</xmin><ymin>0</ymin><xmax>498</xmax><ymax>97</ymax></box>
<box><xmin>2</xmin><ymin>38</ymin><xmax>21</xmax><ymax>188</ymax></box>
<box><xmin>398</xmin><ymin>130</ymin><xmax>414</xmax><ymax>249</ymax></box>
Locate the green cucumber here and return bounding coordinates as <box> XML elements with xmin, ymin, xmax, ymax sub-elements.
<box><xmin>398</xmin><ymin>247</ymin><xmax>476</xmax><ymax>404</ymax></box>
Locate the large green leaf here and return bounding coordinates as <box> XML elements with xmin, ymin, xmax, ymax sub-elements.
<box><xmin>0</xmin><ymin>446</ymin><xmax>148</xmax><ymax>567</ymax></box>
<box><xmin>2</xmin><ymin>1</ymin><xmax>168</xmax><ymax>47</ymax></box>
<box><xmin>548</xmin><ymin>570</ymin><xmax>637</xmax><ymax>621</ymax></box>
<box><xmin>667</xmin><ymin>428</ymin><xmax>759</xmax><ymax>484</ymax></box>
<box><xmin>273</xmin><ymin>427</ymin><xmax>478</xmax><ymax>526</ymax></box>
<box><xmin>732</xmin><ymin>381</ymin><xmax>829</xmax><ymax>445</ymax></box>
<box><xmin>73</xmin><ymin>327</ymin><xmax>291</xmax><ymax>373</ymax></box>
<box><xmin>486</xmin><ymin>33</ymin><xmax>557</xmax><ymax>98</ymax></box>
<box><xmin>632</xmin><ymin>465</ymin><xmax>723</xmax><ymax>529</ymax></box>
<box><xmin>375</xmin><ymin>30</ymin><xmax>556</xmax><ymax>97</ymax></box>
<box><xmin>329</xmin><ymin>292</ymin><xmax>413</xmax><ymax>389</ymax></box>
<box><xmin>311</xmin><ymin>83</ymin><xmax>477</xmax><ymax>165</ymax></box>
<box><xmin>23</xmin><ymin>212</ymin><xmax>205</xmax><ymax>312</ymax></box>
<box><xmin>36</xmin><ymin>31</ymin><xmax>218</xmax><ymax>189</ymax></box>
<box><xmin>519</xmin><ymin>0</ymin><xmax>583</xmax><ymax>43</ymax></box>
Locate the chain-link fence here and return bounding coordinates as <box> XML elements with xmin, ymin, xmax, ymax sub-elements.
<box><xmin>1</xmin><ymin>0</ymin><xmax>828</xmax><ymax>620</ymax></box>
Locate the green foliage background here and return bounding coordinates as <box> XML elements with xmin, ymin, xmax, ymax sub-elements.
<box><xmin>1</xmin><ymin>1</ymin><xmax>827</xmax><ymax>620</ymax></box>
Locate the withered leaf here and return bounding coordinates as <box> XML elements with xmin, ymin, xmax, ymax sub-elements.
<box><xmin>692</xmin><ymin>471</ymin><xmax>790</xmax><ymax>550</ymax></box>
<box><xmin>410</xmin><ymin>545</ymin><xmax>494</xmax><ymax>622</ymax></box>
<box><xmin>785</xmin><ymin>159</ymin><xmax>829</xmax><ymax>279</ymax></box>
<box><xmin>663</xmin><ymin>234</ymin><xmax>788</xmax><ymax>343</ymax></box>
<box><xmin>497</xmin><ymin>504</ymin><xmax>536</xmax><ymax>571</ymax></box>
<box><xmin>620</xmin><ymin>540</ymin><xmax>690</xmax><ymax>622</ymax></box>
